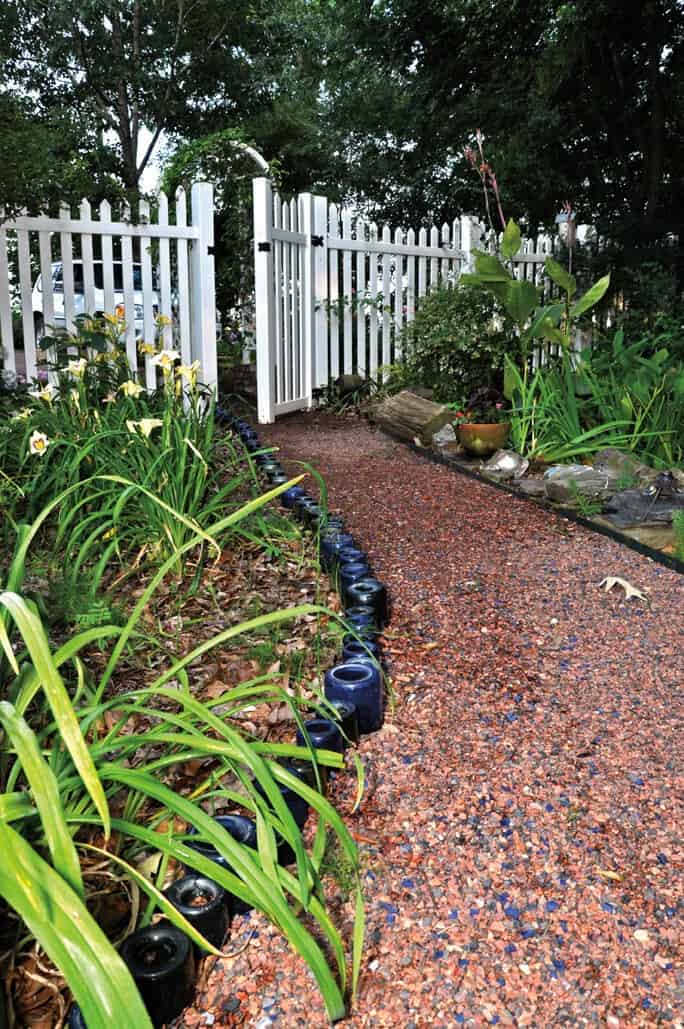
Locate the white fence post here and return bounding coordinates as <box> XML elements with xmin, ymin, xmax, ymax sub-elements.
<box><xmin>299</xmin><ymin>192</ymin><xmax>315</xmax><ymax>407</ymax></box>
<box><xmin>313</xmin><ymin>194</ymin><xmax>328</xmax><ymax>388</ymax></box>
<box><xmin>190</xmin><ymin>182</ymin><xmax>217</xmax><ymax>394</ymax></box>
<box><xmin>253</xmin><ymin>177</ymin><xmax>276</xmax><ymax>423</ymax></box>
<box><xmin>0</xmin><ymin>226</ymin><xmax>15</xmax><ymax>376</ymax></box>
<box><xmin>460</xmin><ymin>215</ymin><xmax>481</xmax><ymax>271</ymax></box>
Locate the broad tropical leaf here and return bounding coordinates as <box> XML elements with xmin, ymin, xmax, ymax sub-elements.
<box><xmin>570</xmin><ymin>274</ymin><xmax>611</xmax><ymax>319</ymax></box>
<box><xmin>544</xmin><ymin>257</ymin><xmax>576</xmax><ymax>297</ymax></box>
<box><xmin>501</xmin><ymin>219</ymin><xmax>522</xmax><ymax>260</ymax></box>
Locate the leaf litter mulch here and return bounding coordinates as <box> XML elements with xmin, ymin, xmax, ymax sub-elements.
<box><xmin>183</xmin><ymin>412</ymin><xmax>683</xmax><ymax>1029</ymax></box>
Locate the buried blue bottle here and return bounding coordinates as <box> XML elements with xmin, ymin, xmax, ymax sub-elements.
<box><xmin>281</xmin><ymin>485</ymin><xmax>306</xmax><ymax>509</ymax></box>
<box><xmin>343</xmin><ymin>604</ymin><xmax>378</xmax><ymax>631</ymax></box>
<box><xmin>339</xmin><ymin>561</ymin><xmax>371</xmax><ymax>603</ymax></box>
<box><xmin>324</xmin><ymin>661</ymin><xmax>384</xmax><ymax>734</ymax></box>
<box><xmin>296</xmin><ymin>717</ymin><xmax>344</xmax><ymax>754</ymax></box>
<box><xmin>320</xmin><ymin>532</ymin><xmax>354</xmax><ymax>570</ymax></box>
<box><xmin>342</xmin><ymin>637</ymin><xmax>381</xmax><ymax>664</ymax></box>
<box><xmin>185</xmin><ymin>814</ymin><xmax>257</xmax><ymax>915</ymax></box>
<box><xmin>164</xmin><ymin>874</ymin><xmax>229</xmax><ymax>951</ymax></box>
<box><xmin>345</xmin><ymin>577</ymin><xmax>388</xmax><ymax>628</ymax></box>
<box><xmin>328</xmin><ymin>697</ymin><xmax>360</xmax><ymax>745</ymax></box>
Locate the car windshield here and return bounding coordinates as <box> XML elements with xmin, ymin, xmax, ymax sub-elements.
<box><xmin>52</xmin><ymin>263</ymin><xmax>150</xmax><ymax>292</ymax></box>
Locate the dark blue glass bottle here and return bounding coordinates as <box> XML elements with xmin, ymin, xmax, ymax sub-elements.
<box><xmin>120</xmin><ymin>922</ymin><xmax>195</xmax><ymax>1028</ymax></box>
<box><xmin>164</xmin><ymin>874</ymin><xmax>229</xmax><ymax>951</ymax></box>
<box><xmin>296</xmin><ymin>717</ymin><xmax>343</xmax><ymax>754</ymax></box>
<box><xmin>345</xmin><ymin>577</ymin><xmax>388</xmax><ymax>628</ymax></box>
<box><xmin>184</xmin><ymin>814</ymin><xmax>257</xmax><ymax>915</ymax></box>
<box><xmin>324</xmin><ymin>661</ymin><xmax>383</xmax><ymax>734</ymax></box>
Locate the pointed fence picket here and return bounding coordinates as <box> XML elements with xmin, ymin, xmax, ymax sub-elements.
<box><xmin>0</xmin><ymin>184</ymin><xmax>215</xmax><ymax>392</ymax></box>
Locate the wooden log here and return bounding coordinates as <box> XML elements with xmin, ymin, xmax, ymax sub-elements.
<box><xmin>371</xmin><ymin>389</ymin><xmax>454</xmax><ymax>444</ymax></box>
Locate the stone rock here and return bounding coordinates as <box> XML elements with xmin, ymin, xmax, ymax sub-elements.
<box><xmin>602</xmin><ymin>488</ymin><xmax>684</xmax><ymax>528</ymax></box>
<box><xmin>432</xmin><ymin>422</ymin><xmax>457</xmax><ymax>446</ymax></box>
<box><xmin>594</xmin><ymin>517</ymin><xmax>675</xmax><ymax>551</ymax></box>
<box><xmin>481</xmin><ymin>449</ymin><xmax>529</xmax><ymax>481</ymax></box>
<box><xmin>592</xmin><ymin>447</ymin><xmax>654</xmax><ymax>487</ymax></box>
<box><xmin>516</xmin><ymin>478</ymin><xmax>547</xmax><ymax>497</ymax></box>
<box><xmin>543</xmin><ymin>464</ymin><xmax>619</xmax><ymax>504</ymax></box>
<box><xmin>440</xmin><ymin>441</ymin><xmax>464</xmax><ymax>461</ymax></box>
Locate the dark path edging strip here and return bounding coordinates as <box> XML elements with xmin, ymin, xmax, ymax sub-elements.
<box><xmin>374</xmin><ymin>424</ymin><xmax>684</xmax><ymax>577</ymax></box>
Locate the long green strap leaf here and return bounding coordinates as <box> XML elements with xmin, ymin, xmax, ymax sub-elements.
<box><xmin>76</xmin><ymin>810</ymin><xmax>347</xmax><ymax>1021</ymax></box>
<box><xmin>0</xmin><ymin>592</ymin><xmax>110</xmax><ymax>837</ymax></box>
<box><xmin>0</xmin><ymin>702</ymin><xmax>83</xmax><ymax>897</ymax></box>
<box><xmin>0</xmin><ymin>822</ymin><xmax>152</xmax><ymax>1029</ymax></box>
<box><xmin>96</xmin><ymin>474</ymin><xmax>305</xmax><ymax>698</ymax></box>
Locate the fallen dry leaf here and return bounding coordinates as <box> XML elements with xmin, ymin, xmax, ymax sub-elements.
<box><xmin>597</xmin><ymin>868</ymin><xmax>623</xmax><ymax>882</ymax></box>
<box><xmin>599</xmin><ymin>576</ymin><xmax>648</xmax><ymax>603</ymax></box>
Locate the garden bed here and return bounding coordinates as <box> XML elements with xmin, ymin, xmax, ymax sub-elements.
<box><xmin>0</xmin><ymin>334</ymin><xmax>371</xmax><ymax>1029</ymax></box>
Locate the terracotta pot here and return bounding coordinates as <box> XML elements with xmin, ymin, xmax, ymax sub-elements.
<box><xmin>457</xmin><ymin>421</ymin><xmax>510</xmax><ymax>457</ymax></box>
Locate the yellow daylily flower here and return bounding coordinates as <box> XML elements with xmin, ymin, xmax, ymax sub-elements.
<box><xmin>126</xmin><ymin>418</ymin><xmax>163</xmax><ymax>438</ymax></box>
<box><xmin>67</xmin><ymin>357</ymin><xmax>88</xmax><ymax>378</ymax></box>
<box><xmin>12</xmin><ymin>407</ymin><xmax>33</xmax><ymax>421</ymax></box>
<box><xmin>103</xmin><ymin>392</ymin><xmax>117</xmax><ymax>404</ymax></box>
<box><xmin>151</xmin><ymin>348</ymin><xmax>181</xmax><ymax>372</ymax></box>
<box><xmin>120</xmin><ymin>379</ymin><xmax>145</xmax><ymax>398</ymax></box>
<box><xmin>138</xmin><ymin>341</ymin><xmax>157</xmax><ymax>356</ymax></box>
<box><xmin>29</xmin><ymin>430</ymin><xmax>50</xmax><ymax>456</ymax></box>
<box><xmin>176</xmin><ymin>360</ymin><xmax>201</xmax><ymax>386</ymax></box>
<box><xmin>156</xmin><ymin>314</ymin><xmax>173</xmax><ymax>327</ymax></box>
<box><xmin>31</xmin><ymin>383</ymin><xmax>56</xmax><ymax>403</ymax></box>
<box><xmin>104</xmin><ymin>311</ymin><xmax>124</xmax><ymax>324</ymax></box>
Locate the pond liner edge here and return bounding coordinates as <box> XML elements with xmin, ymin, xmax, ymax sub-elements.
<box><xmin>376</xmin><ymin>426</ymin><xmax>684</xmax><ymax>578</ymax></box>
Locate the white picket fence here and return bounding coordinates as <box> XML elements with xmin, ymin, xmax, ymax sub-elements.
<box><xmin>252</xmin><ymin>177</ymin><xmax>579</xmax><ymax>423</ymax></box>
<box><xmin>253</xmin><ymin>177</ymin><xmax>482</xmax><ymax>422</ymax></box>
<box><xmin>0</xmin><ymin>182</ymin><xmax>217</xmax><ymax>391</ymax></box>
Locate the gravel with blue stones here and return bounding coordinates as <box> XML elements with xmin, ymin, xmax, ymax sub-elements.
<box><xmin>185</xmin><ymin>412</ymin><xmax>683</xmax><ymax>1028</ymax></box>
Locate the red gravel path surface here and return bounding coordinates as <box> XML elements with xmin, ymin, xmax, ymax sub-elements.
<box><xmin>185</xmin><ymin>413</ymin><xmax>683</xmax><ymax>1028</ymax></box>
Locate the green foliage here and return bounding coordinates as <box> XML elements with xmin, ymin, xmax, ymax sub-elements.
<box><xmin>0</xmin><ymin>317</ymin><xmax>249</xmax><ymax>571</ymax></box>
<box><xmin>505</xmin><ymin>331</ymin><xmax>684</xmax><ymax>466</ymax></box>
<box><xmin>0</xmin><ymin>482</ymin><xmax>364</xmax><ymax>1024</ymax></box>
<box><xmin>673</xmin><ymin>511</ymin><xmax>684</xmax><ymax>560</ymax></box>
<box><xmin>461</xmin><ymin>220</ymin><xmax>610</xmax><ymax>370</ymax></box>
<box><xmin>391</xmin><ymin>285</ymin><xmax>513</xmax><ymax>401</ymax></box>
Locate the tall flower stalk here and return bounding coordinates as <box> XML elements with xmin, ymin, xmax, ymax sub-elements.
<box><xmin>464</xmin><ymin>130</ymin><xmax>506</xmax><ymax>236</ymax></box>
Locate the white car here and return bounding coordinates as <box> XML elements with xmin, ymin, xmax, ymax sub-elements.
<box><xmin>32</xmin><ymin>260</ymin><xmax>158</xmax><ymax>339</ymax></box>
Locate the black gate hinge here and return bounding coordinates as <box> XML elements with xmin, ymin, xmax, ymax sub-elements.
<box><xmin>311</xmin><ymin>235</ymin><xmax>324</xmax><ymax>247</ymax></box>
<box><xmin>258</xmin><ymin>241</ymin><xmax>271</xmax><ymax>252</ymax></box>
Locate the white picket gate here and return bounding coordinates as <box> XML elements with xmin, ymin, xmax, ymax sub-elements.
<box><xmin>253</xmin><ymin>177</ymin><xmax>481</xmax><ymax>423</ymax></box>
<box><xmin>0</xmin><ymin>182</ymin><xmax>216</xmax><ymax>391</ymax></box>
<box><xmin>252</xmin><ymin>178</ymin><xmax>579</xmax><ymax>424</ymax></box>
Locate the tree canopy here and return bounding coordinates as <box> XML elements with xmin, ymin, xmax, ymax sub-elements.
<box><xmin>0</xmin><ymin>0</ymin><xmax>682</xmax><ymax>248</ymax></box>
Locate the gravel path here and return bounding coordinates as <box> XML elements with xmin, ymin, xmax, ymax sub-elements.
<box><xmin>185</xmin><ymin>412</ymin><xmax>683</xmax><ymax>1028</ymax></box>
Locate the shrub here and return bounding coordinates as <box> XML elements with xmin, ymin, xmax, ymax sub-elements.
<box><xmin>393</xmin><ymin>285</ymin><xmax>513</xmax><ymax>402</ymax></box>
